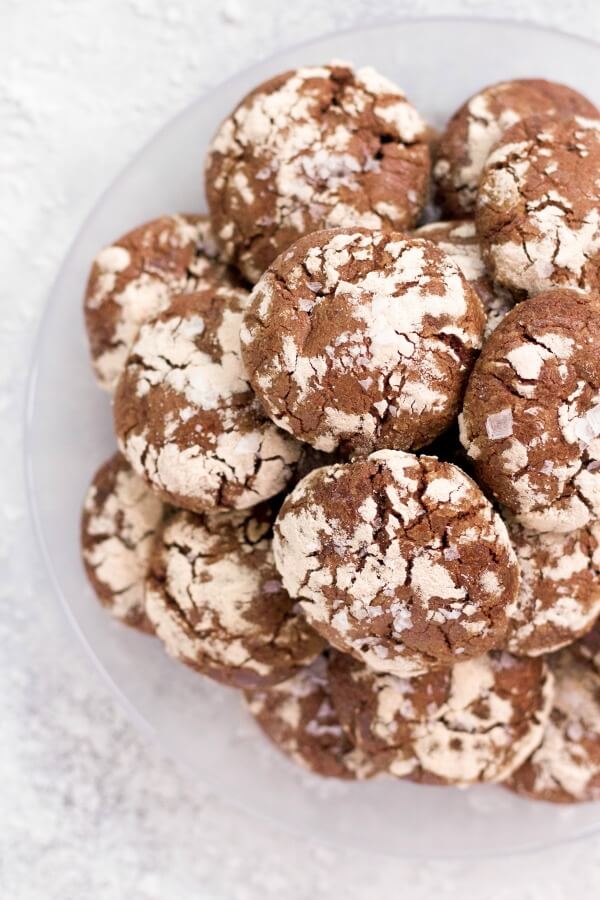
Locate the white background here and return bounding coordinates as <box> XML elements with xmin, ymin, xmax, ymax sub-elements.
<box><xmin>3</xmin><ymin>1</ymin><xmax>600</xmax><ymax>897</ymax></box>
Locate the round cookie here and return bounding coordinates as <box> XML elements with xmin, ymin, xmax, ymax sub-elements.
<box><xmin>459</xmin><ymin>289</ymin><xmax>600</xmax><ymax>533</ymax></box>
<box><xmin>273</xmin><ymin>449</ymin><xmax>520</xmax><ymax>677</ymax></box>
<box><xmin>415</xmin><ymin>220</ymin><xmax>514</xmax><ymax>338</ymax></box>
<box><xmin>329</xmin><ymin>650</ymin><xmax>553</xmax><ymax>785</ymax></box>
<box><xmin>145</xmin><ymin>504</ymin><xmax>324</xmax><ymax>689</ymax></box>
<box><xmin>84</xmin><ymin>214</ymin><xmax>234</xmax><ymax>392</ymax></box>
<box><xmin>241</xmin><ymin>229</ymin><xmax>485</xmax><ymax>455</ymax></box>
<box><xmin>507</xmin><ymin>650</ymin><xmax>600</xmax><ymax>803</ymax></box>
<box><xmin>245</xmin><ymin>654</ymin><xmax>377</xmax><ymax>779</ymax></box>
<box><xmin>506</xmin><ymin>519</ymin><xmax>600</xmax><ymax>656</ymax></box>
<box><xmin>114</xmin><ymin>289</ymin><xmax>302</xmax><ymax>513</ymax></box>
<box><xmin>434</xmin><ymin>78</ymin><xmax>598</xmax><ymax>216</ymax></box>
<box><xmin>476</xmin><ymin>114</ymin><xmax>600</xmax><ymax>295</ymax></box>
<box><xmin>81</xmin><ymin>452</ymin><xmax>165</xmax><ymax>632</ymax></box>
<box><xmin>205</xmin><ymin>62</ymin><xmax>431</xmax><ymax>282</ymax></box>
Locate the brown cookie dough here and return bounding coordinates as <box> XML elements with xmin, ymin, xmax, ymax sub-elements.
<box><xmin>145</xmin><ymin>504</ymin><xmax>324</xmax><ymax>689</ymax></box>
<box><xmin>84</xmin><ymin>214</ymin><xmax>234</xmax><ymax>392</ymax></box>
<box><xmin>245</xmin><ymin>654</ymin><xmax>377</xmax><ymax>779</ymax></box>
<box><xmin>434</xmin><ymin>79</ymin><xmax>598</xmax><ymax>217</ymax></box>
<box><xmin>81</xmin><ymin>452</ymin><xmax>165</xmax><ymax>632</ymax></box>
<box><xmin>459</xmin><ymin>290</ymin><xmax>600</xmax><ymax>532</ymax></box>
<box><xmin>241</xmin><ymin>229</ymin><xmax>484</xmax><ymax>455</ymax></box>
<box><xmin>273</xmin><ymin>449</ymin><xmax>519</xmax><ymax>677</ymax></box>
<box><xmin>114</xmin><ymin>289</ymin><xmax>302</xmax><ymax>513</ymax></box>
<box><xmin>576</xmin><ymin>628</ymin><xmax>600</xmax><ymax>680</ymax></box>
<box><xmin>329</xmin><ymin>650</ymin><xmax>553</xmax><ymax>785</ymax></box>
<box><xmin>476</xmin><ymin>115</ymin><xmax>600</xmax><ymax>294</ymax></box>
<box><xmin>415</xmin><ymin>220</ymin><xmax>514</xmax><ymax>338</ymax></box>
<box><xmin>507</xmin><ymin>650</ymin><xmax>600</xmax><ymax>803</ymax></box>
<box><xmin>205</xmin><ymin>62</ymin><xmax>431</xmax><ymax>282</ymax></box>
<box><xmin>506</xmin><ymin>519</ymin><xmax>600</xmax><ymax>656</ymax></box>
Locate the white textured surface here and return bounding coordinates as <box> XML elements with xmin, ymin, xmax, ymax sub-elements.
<box><xmin>4</xmin><ymin>1</ymin><xmax>600</xmax><ymax>897</ymax></box>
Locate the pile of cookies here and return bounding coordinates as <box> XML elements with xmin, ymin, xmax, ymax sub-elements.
<box><xmin>81</xmin><ymin>63</ymin><xmax>600</xmax><ymax>804</ymax></box>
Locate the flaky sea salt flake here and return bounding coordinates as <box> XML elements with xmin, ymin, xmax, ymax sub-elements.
<box><xmin>485</xmin><ymin>408</ymin><xmax>513</xmax><ymax>440</ymax></box>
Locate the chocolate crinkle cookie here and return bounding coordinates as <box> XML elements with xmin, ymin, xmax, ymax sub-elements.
<box><xmin>507</xmin><ymin>649</ymin><xmax>600</xmax><ymax>803</ymax></box>
<box><xmin>241</xmin><ymin>229</ymin><xmax>484</xmax><ymax>455</ymax></box>
<box><xmin>205</xmin><ymin>62</ymin><xmax>431</xmax><ymax>282</ymax></box>
<box><xmin>273</xmin><ymin>449</ymin><xmax>520</xmax><ymax>678</ymax></box>
<box><xmin>81</xmin><ymin>452</ymin><xmax>165</xmax><ymax>632</ymax></box>
<box><xmin>434</xmin><ymin>78</ymin><xmax>598</xmax><ymax>217</ymax></box>
<box><xmin>460</xmin><ymin>289</ymin><xmax>600</xmax><ymax>533</ymax></box>
<box><xmin>329</xmin><ymin>650</ymin><xmax>553</xmax><ymax>785</ymax></box>
<box><xmin>414</xmin><ymin>220</ymin><xmax>514</xmax><ymax>339</ymax></box>
<box><xmin>505</xmin><ymin>519</ymin><xmax>600</xmax><ymax>657</ymax></box>
<box><xmin>114</xmin><ymin>289</ymin><xmax>302</xmax><ymax>513</ymax></box>
<box><xmin>245</xmin><ymin>654</ymin><xmax>378</xmax><ymax>779</ymax></box>
<box><xmin>476</xmin><ymin>114</ymin><xmax>600</xmax><ymax>295</ymax></box>
<box><xmin>145</xmin><ymin>504</ymin><xmax>324</xmax><ymax>689</ymax></box>
<box><xmin>84</xmin><ymin>214</ymin><xmax>234</xmax><ymax>392</ymax></box>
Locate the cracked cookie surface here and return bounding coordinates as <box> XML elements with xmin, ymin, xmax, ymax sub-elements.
<box><xmin>273</xmin><ymin>449</ymin><xmax>519</xmax><ymax>677</ymax></box>
<box><xmin>241</xmin><ymin>229</ymin><xmax>484</xmax><ymax>455</ymax></box>
<box><xmin>81</xmin><ymin>452</ymin><xmax>165</xmax><ymax>632</ymax></box>
<box><xmin>434</xmin><ymin>78</ymin><xmax>598</xmax><ymax>217</ymax></box>
<box><xmin>415</xmin><ymin>220</ymin><xmax>514</xmax><ymax>339</ymax></box>
<box><xmin>114</xmin><ymin>289</ymin><xmax>302</xmax><ymax>513</ymax></box>
<box><xmin>459</xmin><ymin>290</ymin><xmax>600</xmax><ymax>532</ymax></box>
<box><xmin>505</xmin><ymin>519</ymin><xmax>600</xmax><ymax>656</ymax></box>
<box><xmin>205</xmin><ymin>62</ymin><xmax>431</xmax><ymax>283</ymax></box>
<box><xmin>329</xmin><ymin>649</ymin><xmax>553</xmax><ymax>785</ymax></box>
<box><xmin>476</xmin><ymin>115</ymin><xmax>600</xmax><ymax>294</ymax></box>
<box><xmin>507</xmin><ymin>649</ymin><xmax>600</xmax><ymax>803</ymax></box>
<box><xmin>145</xmin><ymin>504</ymin><xmax>324</xmax><ymax>688</ymax></box>
<box><xmin>245</xmin><ymin>653</ymin><xmax>378</xmax><ymax>779</ymax></box>
<box><xmin>84</xmin><ymin>214</ymin><xmax>235</xmax><ymax>392</ymax></box>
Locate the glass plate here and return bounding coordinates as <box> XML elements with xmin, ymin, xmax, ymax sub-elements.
<box><xmin>25</xmin><ymin>17</ymin><xmax>600</xmax><ymax>858</ymax></box>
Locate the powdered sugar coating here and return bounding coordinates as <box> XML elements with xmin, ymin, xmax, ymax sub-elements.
<box><xmin>477</xmin><ymin>115</ymin><xmax>600</xmax><ymax>295</ymax></box>
<box><xmin>507</xmin><ymin>650</ymin><xmax>600</xmax><ymax>803</ymax></box>
<box><xmin>81</xmin><ymin>453</ymin><xmax>165</xmax><ymax>632</ymax></box>
<box><xmin>329</xmin><ymin>650</ymin><xmax>553</xmax><ymax>785</ymax></box>
<box><xmin>145</xmin><ymin>505</ymin><xmax>323</xmax><ymax>688</ymax></box>
<box><xmin>434</xmin><ymin>78</ymin><xmax>598</xmax><ymax>217</ymax></box>
<box><xmin>84</xmin><ymin>214</ymin><xmax>235</xmax><ymax>392</ymax></box>
<box><xmin>273</xmin><ymin>450</ymin><xmax>519</xmax><ymax>677</ymax></box>
<box><xmin>114</xmin><ymin>289</ymin><xmax>302</xmax><ymax>513</ymax></box>
<box><xmin>506</xmin><ymin>519</ymin><xmax>600</xmax><ymax>656</ymax></box>
<box><xmin>415</xmin><ymin>220</ymin><xmax>514</xmax><ymax>338</ymax></box>
<box><xmin>460</xmin><ymin>290</ymin><xmax>600</xmax><ymax>532</ymax></box>
<box><xmin>245</xmin><ymin>654</ymin><xmax>378</xmax><ymax>780</ymax></box>
<box><xmin>242</xmin><ymin>229</ymin><xmax>484</xmax><ymax>455</ymax></box>
<box><xmin>206</xmin><ymin>62</ymin><xmax>431</xmax><ymax>282</ymax></box>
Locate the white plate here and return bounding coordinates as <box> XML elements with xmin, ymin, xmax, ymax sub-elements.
<box><xmin>25</xmin><ymin>17</ymin><xmax>600</xmax><ymax>858</ymax></box>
